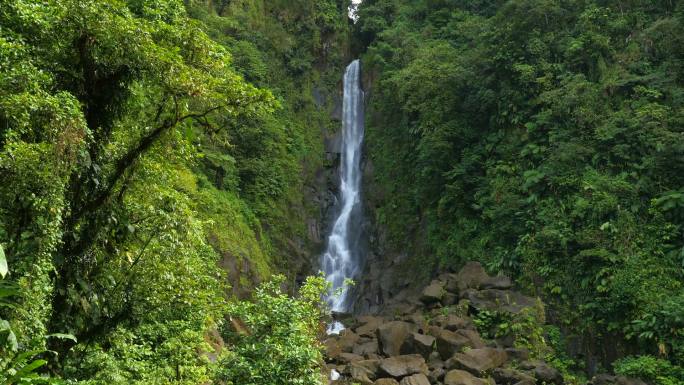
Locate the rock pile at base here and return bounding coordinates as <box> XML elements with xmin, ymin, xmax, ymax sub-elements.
<box><xmin>323</xmin><ymin>262</ymin><xmax>644</xmax><ymax>385</ymax></box>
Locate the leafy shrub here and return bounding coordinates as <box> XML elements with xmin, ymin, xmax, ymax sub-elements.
<box><xmin>614</xmin><ymin>356</ymin><xmax>684</xmax><ymax>385</ymax></box>
<box><xmin>215</xmin><ymin>275</ymin><xmax>328</xmax><ymax>385</ymax></box>
<box><xmin>628</xmin><ymin>292</ymin><xmax>684</xmax><ymax>363</ymax></box>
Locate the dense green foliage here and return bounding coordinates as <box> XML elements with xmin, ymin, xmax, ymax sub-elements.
<box><xmin>0</xmin><ymin>0</ymin><xmax>349</xmax><ymax>382</ymax></box>
<box><xmin>356</xmin><ymin>0</ymin><xmax>684</xmax><ymax>376</ymax></box>
<box><xmin>216</xmin><ymin>275</ymin><xmax>327</xmax><ymax>385</ymax></box>
<box><xmin>614</xmin><ymin>355</ymin><xmax>684</xmax><ymax>385</ymax></box>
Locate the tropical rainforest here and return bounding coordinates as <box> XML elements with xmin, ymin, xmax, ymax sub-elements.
<box><xmin>0</xmin><ymin>0</ymin><xmax>683</xmax><ymax>384</ymax></box>
<box><xmin>357</xmin><ymin>0</ymin><xmax>684</xmax><ymax>383</ymax></box>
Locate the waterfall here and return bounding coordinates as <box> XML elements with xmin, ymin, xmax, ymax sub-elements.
<box><xmin>322</xmin><ymin>60</ymin><xmax>365</xmax><ymax>314</ymax></box>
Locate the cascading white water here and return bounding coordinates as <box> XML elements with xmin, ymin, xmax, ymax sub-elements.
<box><xmin>322</xmin><ymin>60</ymin><xmax>365</xmax><ymax>314</ymax></box>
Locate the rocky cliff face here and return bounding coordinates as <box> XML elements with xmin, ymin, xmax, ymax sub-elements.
<box><xmin>324</xmin><ymin>262</ymin><xmax>646</xmax><ymax>385</ymax></box>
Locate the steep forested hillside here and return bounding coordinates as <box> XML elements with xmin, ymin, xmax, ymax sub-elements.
<box><xmin>0</xmin><ymin>0</ymin><xmax>349</xmax><ymax>383</ymax></box>
<box><xmin>356</xmin><ymin>0</ymin><xmax>683</xmax><ymax>381</ymax></box>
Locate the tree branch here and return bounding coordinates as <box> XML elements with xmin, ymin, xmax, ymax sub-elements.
<box><xmin>72</xmin><ymin>104</ymin><xmax>223</xmax><ymax>222</ymax></box>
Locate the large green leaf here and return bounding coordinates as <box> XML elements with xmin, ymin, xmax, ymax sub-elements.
<box><xmin>46</xmin><ymin>333</ymin><xmax>77</xmax><ymax>343</ymax></box>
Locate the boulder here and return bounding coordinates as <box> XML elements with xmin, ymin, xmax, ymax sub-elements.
<box><xmin>481</xmin><ymin>275</ymin><xmax>512</xmax><ymax>290</ymax></box>
<box><xmin>455</xmin><ymin>262</ymin><xmax>491</xmax><ymax>292</ymax></box>
<box><xmin>518</xmin><ymin>361</ymin><xmax>538</xmax><ymax>371</ymax></box>
<box><xmin>386</xmin><ymin>301</ymin><xmax>420</xmax><ymax>316</ymax></box>
<box><xmin>457</xmin><ymin>329</ymin><xmax>486</xmax><ymax>349</ymax></box>
<box><xmin>357</xmin><ymin>316</ymin><xmax>385</xmax><ymax>337</ymax></box>
<box><xmin>427</xmin><ymin>325</ymin><xmax>444</xmax><ymax>338</ymax></box>
<box><xmin>495</xmin><ymin>334</ymin><xmax>516</xmax><ymax>348</ymax></box>
<box><xmin>354</xmin><ymin>339</ymin><xmax>379</xmax><ymax>356</ymax></box>
<box><xmin>338</xmin><ymin>352</ymin><xmax>364</xmax><ymax>364</ymax></box>
<box><xmin>465</xmin><ymin>289</ymin><xmax>536</xmax><ymax>314</ymax></box>
<box><xmin>404</xmin><ymin>313</ymin><xmax>427</xmax><ymax>330</ymax></box>
<box><xmin>435</xmin><ymin>329</ymin><xmax>473</xmax><ymax>360</ymax></box>
<box><xmin>374</xmin><ymin>379</ymin><xmax>400</xmax><ymax>385</ymax></box>
<box><xmin>401</xmin><ymin>332</ymin><xmax>435</xmax><ymax>359</ymax></box>
<box><xmin>429</xmin><ymin>367</ymin><xmax>446</xmax><ymax>383</ymax></box>
<box><xmin>432</xmin><ymin>314</ymin><xmax>473</xmax><ymax>331</ymax></box>
<box><xmin>492</xmin><ymin>368</ymin><xmax>535</xmax><ymax>384</ymax></box>
<box><xmin>349</xmin><ymin>367</ymin><xmax>374</xmax><ymax>384</ymax></box>
<box><xmin>446</xmin><ymin>348</ymin><xmax>508</xmax><ymax>375</ymax></box>
<box><xmin>532</xmin><ymin>362</ymin><xmax>563</xmax><ymax>385</ymax></box>
<box><xmin>378</xmin><ymin>321</ymin><xmax>413</xmax><ymax>356</ymax></box>
<box><xmin>421</xmin><ymin>281</ymin><xmax>445</xmax><ymax>304</ymax></box>
<box><xmin>399</xmin><ymin>373</ymin><xmax>431</xmax><ymax>385</ymax></box>
<box><xmin>444</xmin><ymin>273</ymin><xmax>461</xmax><ymax>294</ymax></box>
<box><xmin>325</xmin><ymin>338</ymin><xmax>342</xmax><ymax>361</ymax></box>
<box><xmin>428</xmin><ymin>351</ymin><xmax>445</xmax><ymax>370</ymax></box>
<box><xmin>504</xmin><ymin>348</ymin><xmax>530</xmax><ymax>362</ymax></box>
<box><xmin>348</xmin><ymin>359</ymin><xmax>380</xmax><ymax>384</ymax></box>
<box><xmin>442</xmin><ymin>291</ymin><xmax>459</xmax><ymax>306</ymax></box>
<box><xmin>337</xmin><ymin>329</ymin><xmax>361</xmax><ymax>352</ymax></box>
<box><xmin>379</xmin><ymin>355</ymin><xmax>429</xmax><ymax>378</ymax></box>
<box><xmin>444</xmin><ymin>369</ymin><xmax>490</xmax><ymax>385</ymax></box>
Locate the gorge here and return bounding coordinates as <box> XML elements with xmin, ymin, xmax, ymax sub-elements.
<box><xmin>0</xmin><ymin>1</ymin><xmax>683</xmax><ymax>384</ymax></box>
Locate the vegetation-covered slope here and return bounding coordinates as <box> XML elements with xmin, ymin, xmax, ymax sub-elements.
<box><xmin>356</xmin><ymin>0</ymin><xmax>684</xmax><ymax>380</ymax></box>
<box><xmin>0</xmin><ymin>0</ymin><xmax>349</xmax><ymax>382</ymax></box>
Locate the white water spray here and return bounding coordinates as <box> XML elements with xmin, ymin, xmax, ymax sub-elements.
<box><xmin>322</xmin><ymin>60</ymin><xmax>365</xmax><ymax>313</ymax></box>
